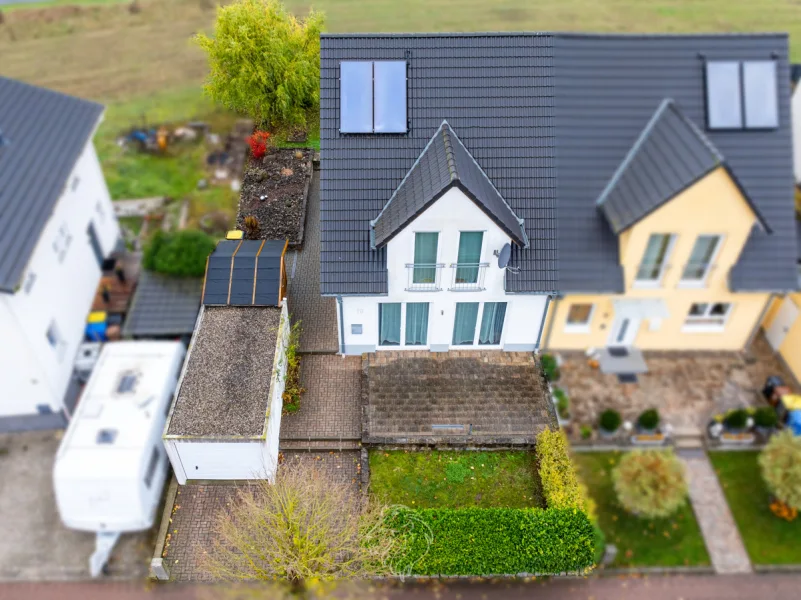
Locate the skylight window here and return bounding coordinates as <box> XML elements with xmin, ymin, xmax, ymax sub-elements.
<box><xmin>117</xmin><ymin>371</ymin><xmax>139</xmax><ymax>394</ymax></box>
<box><xmin>705</xmin><ymin>60</ymin><xmax>779</xmax><ymax>130</ymax></box>
<box><xmin>743</xmin><ymin>61</ymin><xmax>779</xmax><ymax>128</ymax></box>
<box><xmin>340</xmin><ymin>60</ymin><xmax>407</xmax><ymax>134</ymax></box>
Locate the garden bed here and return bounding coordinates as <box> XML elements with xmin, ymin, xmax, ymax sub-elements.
<box><xmin>709</xmin><ymin>450</ymin><xmax>801</xmax><ymax>565</ymax></box>
<box><xmin>573</xmin><ymin>451</ymin><xmax>710</xmax><ymax>568</ymax></box>
<box><xmin>237</xmin><ymin>148</ymin><xmax>313</xmax><ymax>248</ymax></box>
<box><xmin>368</xmin><ymin>450</ymin><xmax>544</xmax><ymax>509</ymax></box>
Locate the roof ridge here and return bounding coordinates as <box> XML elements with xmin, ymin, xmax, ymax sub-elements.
<box><xmin>440</xmin><ymin>121</ymin><xmax>459</xmax><ymax>181</ymax></box>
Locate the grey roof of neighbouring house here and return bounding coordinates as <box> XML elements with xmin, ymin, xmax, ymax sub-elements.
<box><xmin>0</xmin><ymin>76</ymin><xmax>103</xmax><ymax>293</ymax></box>
<box><xmin>371</xmin><ymin>121</ymin><xmax>527</xmax><ymax>248</ymax></box>
<box><xmin>320</xmin><ymin>33</ymin><xmax>798</xmax><ymax>295</ymax></box>
<box><xmin>121</xmin><ymin>271</ymin><xmax>202</xmax><ymax>338</ymax></box>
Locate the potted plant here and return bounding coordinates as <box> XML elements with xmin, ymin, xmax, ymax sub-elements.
<box><xmin>637</xmin><ymin>409</ymin><xmax>660</xmax><ymax>434</ymax></box>
<box><xmin>724</xmin><ymin>408</ymin><xmax>749</xmax><ymax>433</ymax></box>
<box><xmin>754</xmin><ymin>406</ymin><xmax>779</xmax><ymax>438</ymax></box>
<box><xmin>580</xmin><ymin>424</ymin><xmax>593</xmax><ymax>441</ymax></box>
<box><xmin>599</xmin><ymin>409</ymin><xmax>622</xmax><ymax>438</ymax></box>
<box><xmin>540</xmin><ymin>353</ymin><xmax>560</xmax><ymax>382</ymax></box>
<box><xmin>552</xmin><ymin>386</ymin><xmax>570</xmax><ymax>425</ymax></box>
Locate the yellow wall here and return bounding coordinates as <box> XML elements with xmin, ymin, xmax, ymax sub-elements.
<box><xmin>762</xmin><ymin>294</ymin><xmax>801</xmax><ymax>383</ymax></box>
<box><xmin>545</xmin><ymin>167</ymin><xmax>771</xmax><ymax>351</ymax></box>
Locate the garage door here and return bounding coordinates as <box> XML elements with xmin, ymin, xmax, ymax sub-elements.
<box><xmin>174</xmin><ymin>442</ymin><xmax>270</xmax><ymax>481</ymax></box>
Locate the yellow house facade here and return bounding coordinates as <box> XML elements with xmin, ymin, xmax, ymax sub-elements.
<box><xmin>542</xmin><ymin>100</ymin><xmax>779</xmax><ymax>353</ymax></box>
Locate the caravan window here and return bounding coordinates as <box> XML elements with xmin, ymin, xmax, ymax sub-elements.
<box><xmin>117</xmin><ymin>371</ymin><xmax>139</xmax><ymax>394</ymax></box>
<box><xmin>144</xmin><ymin>447</ymin><xmax>160</xmax><ymax>489</ymax></box>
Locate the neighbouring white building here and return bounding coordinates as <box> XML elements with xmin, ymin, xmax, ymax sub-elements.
<box><xmin>792</xmin><ymin>64</ymin><xmax>801</xmax><ymax>184</ymax></box>
<box><xmin>0</xmin><ymin>76</ymin><xmax>119</xmax><ymax>428</ymax></box>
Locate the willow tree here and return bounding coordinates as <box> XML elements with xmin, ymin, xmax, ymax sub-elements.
<box><xmin>195</xmin><ymin>0</ymin><xmax>324</xmax><ymax>128</ymax></box>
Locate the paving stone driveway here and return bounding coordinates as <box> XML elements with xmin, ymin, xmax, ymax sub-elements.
<box><xmin>286</xmin><ymin>168</ymin><xmax>338</xmax><ymax>354</ymax></box>
<box><xmin>559</xmin><ymin>334</ymin><xmax>796</xmax><ymax>430</ymax></box>
<box><xmin>163</xmin><ymin>452</ymin><xmax>361</xmax><ymax>582</ymax></box>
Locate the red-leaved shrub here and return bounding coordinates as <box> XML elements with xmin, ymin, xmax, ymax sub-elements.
<box><xmin>247</xmin><ymin>130</ymin><xmax>272</xmax><ymax>159</ymax></box>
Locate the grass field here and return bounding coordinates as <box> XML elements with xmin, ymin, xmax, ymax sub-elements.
<box><xmin>368</xmin><ymin>450</ymin><xmax>544</xmax><ymax>509</ymax></box>
<box><xmin>574</xmin><ymin>451</ymin><xmax>710</xmax><ymax>568</ymax></box>
<box><xmin>709</xmin><ymin>451</ymin><xmax>801</xmax><ymax>565</ymax></box>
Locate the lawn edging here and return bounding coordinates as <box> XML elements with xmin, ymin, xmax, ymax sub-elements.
<box><xmin>753</xmin><ymin>564</ymin><xmax>801</xmax><ymax>573</ymax></box>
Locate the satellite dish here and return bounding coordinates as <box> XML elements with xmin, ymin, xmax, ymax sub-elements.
<box><xmin>497</xmin><ymin>243</ymin><xmax>512</xmax><ymax>269</ymax></box>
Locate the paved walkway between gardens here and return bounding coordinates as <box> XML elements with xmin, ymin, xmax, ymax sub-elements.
<box><xmin>285</xmin><ymin>168</ymin><xmax>339</xmax><ymax>354</ymax></box>
<box><xmin>680</xmin><ymin>450</ymin><xmax>752</xmax><ymax>575</ymax></box>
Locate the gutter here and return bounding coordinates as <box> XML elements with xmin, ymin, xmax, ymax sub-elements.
<box><xmin>541</xmin><ymin>295</ymin><xmax>560</xmax><ymax>351</ymax></box>
<box><xmin>534</xmin><ymin>295</ymin><xmax>552</xmax><ymax>352</ymax></box>
<box><xmin>336</xmin><ymin>296</ymin><xmax>345</xmax><ymax>355</ymax></box>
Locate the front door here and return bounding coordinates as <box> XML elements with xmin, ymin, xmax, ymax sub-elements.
<box><xmin>766</xmin><ymin>297</ymin><xmax>799</xmax><ymax>351</ymax></box>
<box><xmin>608</xmin><ymin>315</ymin><xmax>640</xmax><ymax>347</ymax></box>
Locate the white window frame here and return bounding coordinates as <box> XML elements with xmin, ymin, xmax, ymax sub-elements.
<box><xmin>451</xmin><ymin>301</ymin><xmax>507</xmax><ymax>348</ymax></box>
<box><xmin>377</xmin><ymin>302</ymin><xmax>402</xmax><ymax>348</ymax></box>
<box><xmin>633</xmin><ymin>234</ymin><xmax>676</xmax><ymax>289</ymax></box>
<box><xmin>564</xmin><ymin>303</ymin><xmax>595</xmax><ymax>334</ymax></box>
<box><xmin>682</xmin><ymin>302</ymin><xmax>733</xmax><ymax>333</ymax></box>
<box><xmin>400</xmin><ymin>302</ymin><xmax>431</xmax><ymax>348</ymax></box>
<box><xmin>678</xmin><ymin>234</ymin><xmax>724</xmax><ymax>289</ymax></box>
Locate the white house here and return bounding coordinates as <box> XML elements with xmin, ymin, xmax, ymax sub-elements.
<box><xmin>792</xmin><ymin>64</ymin><xmax>801</xmax><ymax>185</ymax></box>
<box><xmin>0</xmin><ymin>76</ymin><xmax>119</xmax><ymax>429</ymax></box>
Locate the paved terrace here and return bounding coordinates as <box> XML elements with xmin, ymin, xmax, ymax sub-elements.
<box><xmin>560</xmin><ymin>334</ymin><xmax>797</xmax><ymax>431</ymax></box>
<box><xmin>363</xmin><ymin>351</ymin><xmax>555</xmax><ymax>445</ymax></box>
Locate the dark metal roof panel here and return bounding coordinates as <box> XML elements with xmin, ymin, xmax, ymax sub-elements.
<box><xmin>122</xmin><ymin>271</ymin><xmax>202</xmax><ymax>337</ymax></box>
<box><xmin>597</xmin><ymin>99</ymin><xmax>723</xmax><ymax>235</ymax></box>
<box><xmin>202</xmin><ymin>239</ymin><xmax>284</xmax><ymax>307</ymax></box>
<box><xmin>0</xmin><ymin>76</ymin><xmax>103</xmax><ymax>293</ymax></box>
<box><xmin>554</xmin><ymin>34</ymin><xmax>796</xmax><ymax>293</ymax></box>
<box><xmin>320</xmin><ymin>34</ymin><xmax>557</xmax><ymax>295</ymax></box>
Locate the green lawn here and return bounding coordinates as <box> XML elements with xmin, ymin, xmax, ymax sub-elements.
<box><xmin>709</xmin><ymin>451</ymin><xmax>801</xmax><ymax>566</ymax></box>
<box><xmin>369</xmin><ymin>450</ymin><xmax>543</xmax><ymax>509</ymax></box>
<box><xmin>574</xmin><ymin>451</ymin><xmax>710</xmax><ymax>568</ymax></box>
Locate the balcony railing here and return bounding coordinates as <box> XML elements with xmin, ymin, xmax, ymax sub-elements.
<box><xmin>448</xmin><ymin>262</ymin><xmax>489</xmax><ymax>291</ymax></box>
<box><xmin>405</xmin><ymin>263</ymin><xmax>445</xmax><ymax>291</ymax></box>
<box><xmin>679</xmin><ymin>261</ymin><xmax>717</xmax><ymax>283</ymax></box>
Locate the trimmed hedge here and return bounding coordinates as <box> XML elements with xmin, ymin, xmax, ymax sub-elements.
<box><xmin>389</xmin><ymin>507</ymin><xmax>594</xmax><ymax>576</ymax></box>
<box><xmin>536</xmin><ymin>428</ymin><xmax>584</xmax><ymax>510</ymax></box>
<box><xmin>143</xmin><ymin>229</ymin><xmax>217</xmax><ymax>277</ymax></box>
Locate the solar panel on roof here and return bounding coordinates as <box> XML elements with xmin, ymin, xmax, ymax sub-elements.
<box><xmin>203</xmin><ymin>252</ymin><xmax>234</xmax><ymax>305</ymax></box>
<box><xmin>374</xmin><ymin>61</ymin><xmax>407</xmax><ymax>133</ymax></box>
<box><xmin>705</xmin><ymin>61</ymin><xmax>743</xmax><ymax>129</ymax></box>
<box><xmin>340</xmin><ymin>62</ymin><xmax>373</xmax><ymax>133</ymax></box>
<box><xmin>230</xmin><ymin>241</ymin><xmax>260</xmax><ymax>305</ymax></box>
<box><xmin>743</xmin><ymin>61</ymin><xmax>778</xmax><ymax>129</ymax></box>
<box><xmin>202</xmin><ymin>239</ymin><xmax>285</xmax><ymax>307</ymax></box>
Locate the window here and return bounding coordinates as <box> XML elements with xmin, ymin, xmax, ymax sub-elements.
<box><xmin>71</xmin><ymin>176</ymin><xmax>80</xmax><ymax>192</ymax></box>
<box><xmin>413</xmin><ymin>232</ymin><xmax>439</xmax><ymax>284</ymax></box>
<box><xmin>53</xmin><ymin>223</ymin><xmax>72</xmax><ymax>263</ymax></box>
<box><xmin>117</xmin><ymin>371</ymin><xmax>139</xmax><ymax>394</ymax></box>
<box><xmin>684</xmin><ymin>302</ymin><xmax>732</xmax><ymax>330</ymax></box>
<box><xmin>144</xmin><ymin>447</ymin><xmax>160</xmax><ymax>489</ymax></box>
<box><xmin>635</xmin><ymin>234</ymin><xmax>674</xmax><ymax>285</ymax></box>
<box><xmin>46</xmin><ymin>321</ymin><xmax>66</xmax><ymax>361</ymax></box>
<box><xmin>95</xmin><ymin>200</ymin><xmax>105</xmax><ymax>223</ymax></box>
<box><xmin>452</xmin><ymin>302</ymin><xmax>479</xmax><ymax>345</ymax></box>
<box><xmin>378</xmin><ymin>303</ymin><xmax>401</xmax><ymax>346</ymax></box>
<box><xmin>705</xmin><ymin>60</ymin><xmax>778</xmax><ymax>130</ymax></box>
<box><xmin>565</xmin><ymin>303</ymin><xmax>594</xmax><ymax>333</ymax></box>
<box><xmin>96</xmin><ymin>429</ymin><xmax>118</xmax><ymax>445</ymax></box>
<box><xmin>405</xmin><ymin>303</ymin><xmax>429</xmax><ymax>346</ymax></box>
<box><xmin>455</xmin><ymin>232</ymin><xmax>483</xmax><ymax>284</ymax></box>
<box><xmin>23</xmin><ymin>272</ymin><xmax>36</xmax><ymax>294</ymax></box>
<box><xmin>681</xmin><ymin>235</ymin><xmax>722</xmax><ymax>284</ymax></box>
<box><xmin>478</xmin><ymin>302</ymin><xmax>507</xmax><ymax>345</ymax></box>
<box><xmin>340</xmin><ymin>61</ymin><xmax>407</xmax><ymax>133</ymax></box>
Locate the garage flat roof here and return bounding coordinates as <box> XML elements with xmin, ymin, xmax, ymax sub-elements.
<box><xmin>166</xmin><ymin>306</ymin><xmax>282</xmax><ymax>438</ymax></box>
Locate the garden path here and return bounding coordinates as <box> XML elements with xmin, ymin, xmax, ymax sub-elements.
<box><xmin>680</xmin><ymin>450</ymin><xmax>752</xmax><ymax>574</ymax></box>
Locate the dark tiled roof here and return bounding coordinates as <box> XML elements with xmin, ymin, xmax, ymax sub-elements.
<box><xmin>0</xmin><ymin>76</ymin><xmax>103</xmax><ymax>293</ymax></box>
<box><xmin>321</xmin><ymin>33</ymin><xmax>797</xmax><ymax>296</ymax></box>
<box><xmin>554</xmin><ymin>33</ymin><xmax>796</xmax><ymax>293</ymax></box>
<box><xmin>796</xmin><ymin>218</ymin><xmax>801</xmax><ymax>262</ymax></box>
<box><xmin>372</xmin><ymin>121</ymin><xmax>527</xmax><ymax>248</ymax></box>
<box><xmin>791</xmin><ymin>63</ymin><xmax>801</xmax><ymax>85</ymax></box>
<box><xmin>121</xmin><ymin>271</ymin><xmax>202</xmax><ymax>338</ymax></box>
<box><xmin>320</xmin><ymin>34</ymin><xmax>556</xmax><ymax>295</ymax></box>
<box><xmin>597</xmin><ymin>99</ymin><xmax>723</xmax><ymax>234</ymax></box>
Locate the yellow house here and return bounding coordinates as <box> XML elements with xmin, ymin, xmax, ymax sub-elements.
<box><xmin>543</xmin><ymin>99</ymin><xmax>784</xmax><ymax>357</ymax></box>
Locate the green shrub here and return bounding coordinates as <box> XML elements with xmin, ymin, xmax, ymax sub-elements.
<box><xmin>553</xmin><ymin>387</ymin><xmax>570</xmax><ymax>419</ymax></box>
<box><xmin>540</xmin><ymin>353</ymin><xmax>560</xmax><ymax>381</ymax></box>
<box><xmin>724</xmin><ymin>408</ymin><xmax>749</xmax><ymax>430</ymax></box>
<box><xmin>754</xmin><ymin>406</ymin><xmax>779</xmax><ymax>428</ymax></box>
<box><xmin>388</xmin><ymin>507</ymin><xmax>595</xmax><ymax>576</ymax></box>
<box><xmin>637</xmin><ymin>409</ymin><xmax>660</xmax><ymax>431</ymax></box>
<box><xmin>759</xmin><ymin>430</ymin><xmax>801</xmax><ymax>509</ymax></box>
<box><xmin>613</xmin><ymin>450</ymin><xmax>687</xmax><ymax>518</ymax></box>
<box><xmin>580</xmin><ymin>424</ymin><xmax>593</xmax><ymax>440</ymax></box>
<box><xmin>536</xmin><ymin>429</ymin><xmax>584</xmax><ymax>510</ymax></box>
<box><xmin>282</xmin><ymin>321</ymin><xmax>304</xmax><ymax>413</ymax></box>
<box><xmin>143</xmin><ymin>230</ymin><xmax>216</xmax><ymax>277</ymax></box>
<box><xmin>599</xmin><ymin>409</ymin><xmax>622</xmax><ymax>432</ymax></box>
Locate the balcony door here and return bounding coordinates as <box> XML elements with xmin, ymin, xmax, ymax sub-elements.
<box><xmin>455</xmin><ymin>231</ymin><xmax>483</xmax><ymax>284</ymax></box>
<box><xmin>413</xmin><ymin>232</ymin><xmax>439</xmax><ymax>284</ymax></box>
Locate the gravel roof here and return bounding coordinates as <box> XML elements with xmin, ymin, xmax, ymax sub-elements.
<box><xmin>167</xmin><ymin>306</ymin><xmax>282</xmax><ymax>437</ymax></box>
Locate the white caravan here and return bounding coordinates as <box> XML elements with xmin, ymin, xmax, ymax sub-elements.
<box><xmin>53</xmin><ymin>341</ymin><xmax>186</xmax><ymax>577</ymax></box>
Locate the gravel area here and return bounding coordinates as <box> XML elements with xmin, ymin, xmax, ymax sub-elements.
<box><xmin>237</xmin><ymin>148</ymin><xmax>312</xmax><ymax>246</ymax></box>
<box><xmin>167</xmin><ymin>306</ymin><xmax>281</xmax><ymax>437</ymax></box>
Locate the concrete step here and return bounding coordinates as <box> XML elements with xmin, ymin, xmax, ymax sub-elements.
<box><xmin>674</xmin><ymin>437</ymin><xmax>705</xmax><ymax>450</ymax></box>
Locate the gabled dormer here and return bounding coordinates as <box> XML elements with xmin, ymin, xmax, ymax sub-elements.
<box><xmin>596</xmin><ymin>99</ymin><xmax>770</xmax><ymax>292</ymax></box>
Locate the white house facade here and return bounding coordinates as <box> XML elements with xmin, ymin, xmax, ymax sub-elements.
<box><xmin>0</xmin><ymin>77</ymin><xmax>118</xmax><ymax>426</ymax></box>
<box><xmin>338</xmin><ymin>185</ymin><xmax>549</xmax><ymax>354</ymax></box>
